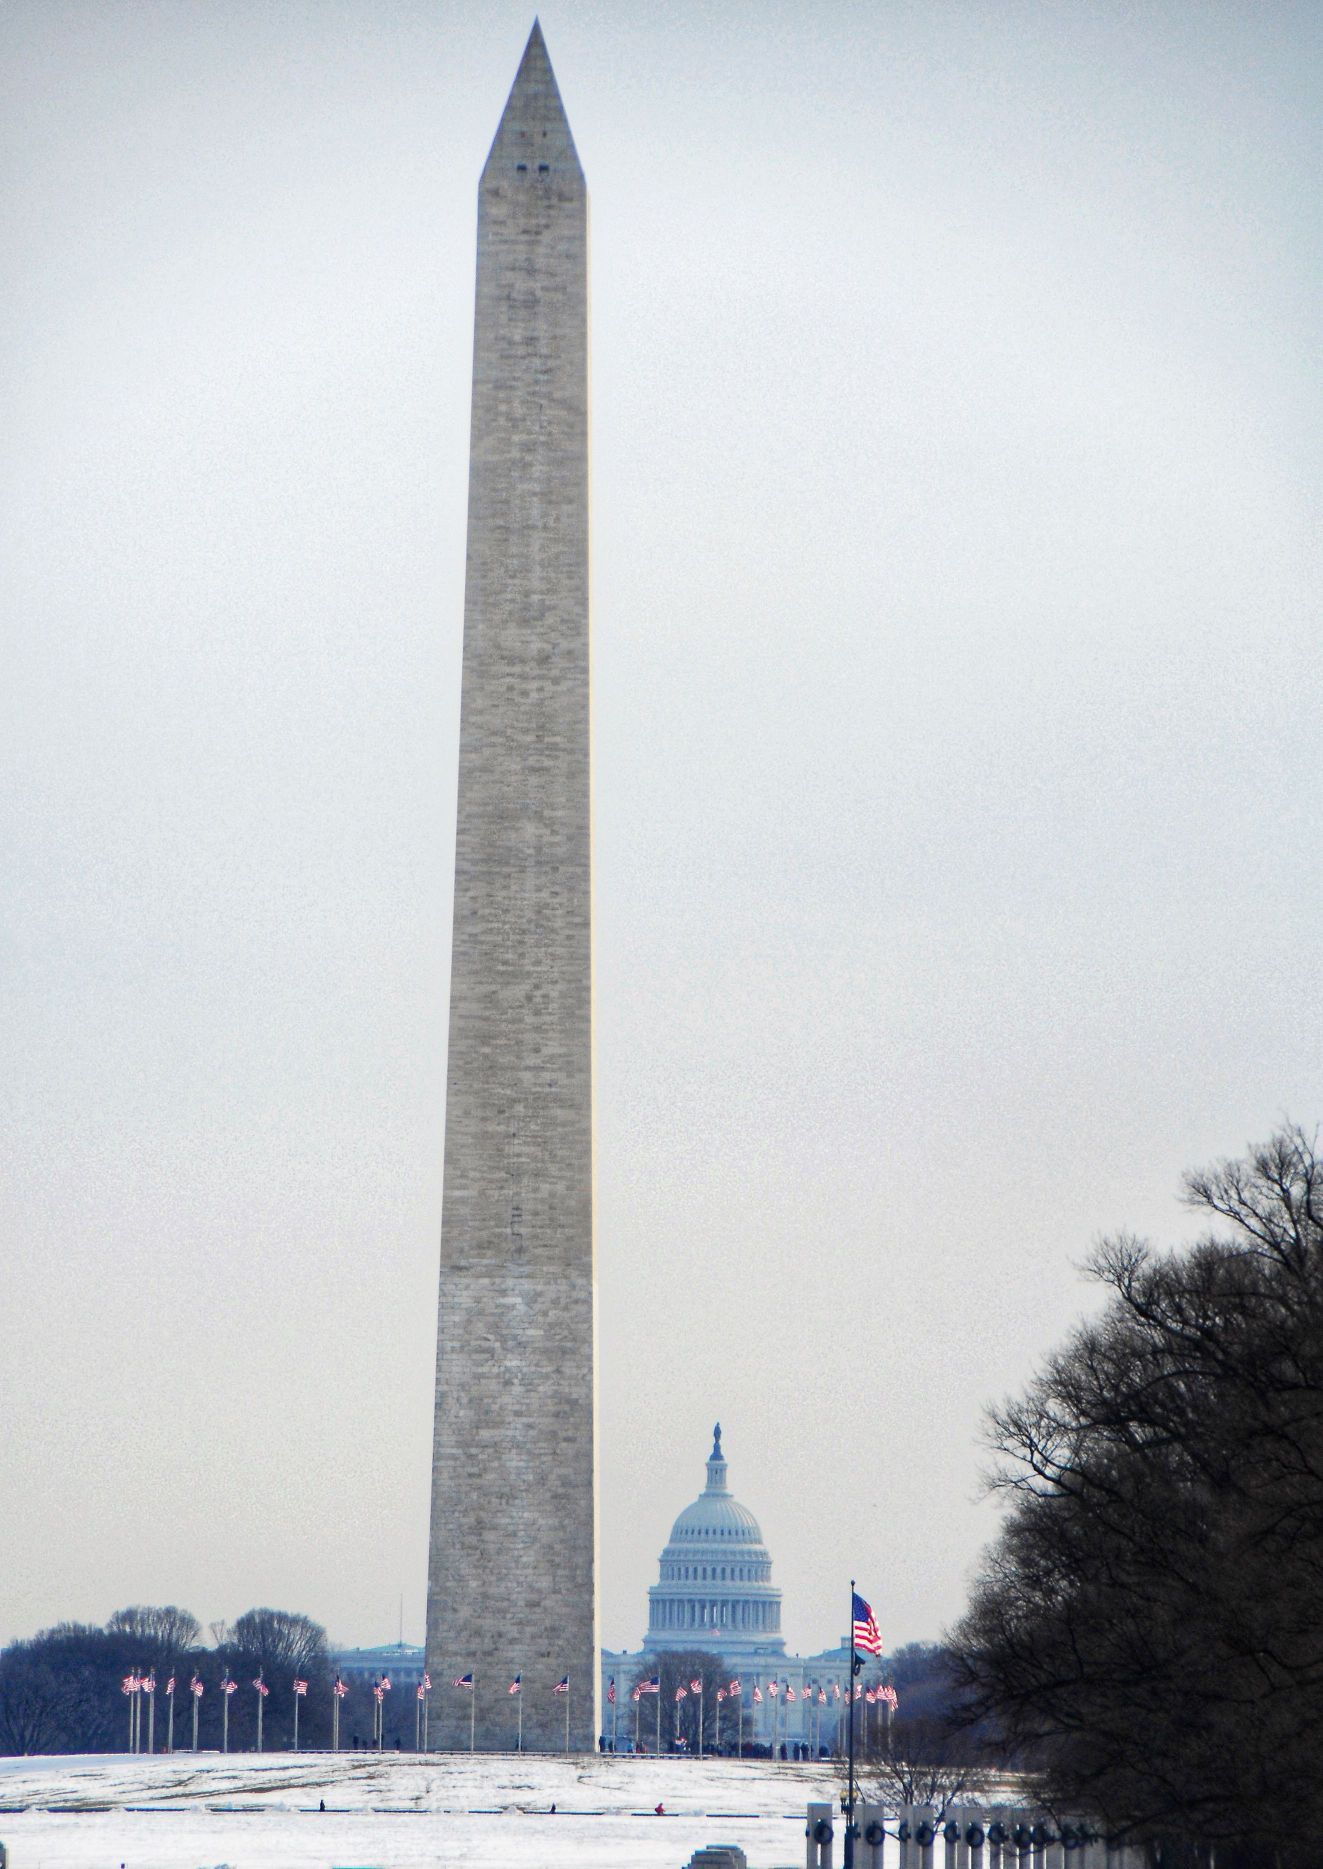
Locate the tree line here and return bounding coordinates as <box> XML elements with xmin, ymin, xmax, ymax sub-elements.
<box><xmin>0</xmin><ymin>1604</ymin><xmax>335</xmax><ymax>1754</ymax></box>
<box><xmin>948</xmin><ymin>1125</ymin><xmax>1323</xmax><ymax>1869</ymax></box>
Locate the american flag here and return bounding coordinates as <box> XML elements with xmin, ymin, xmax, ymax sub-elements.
<box><xmin>865</xmin><ymin>1687</ymin><xmax>876</xmax><ymax>1704</ymax></box>
<box><xmin>142</xmin><ymin>1673</ymin><xmax>156</xmax><ymax>1695</ymax></box>
<box><xmin>222</xmin><ymin>1677</ymin><xmax>237</xmax><ymax>1696</ymax></box>
<box><xmin>784</xmin><ymin>1684</ymin><xmax>797</xmax><ymax>1702</ymax></box>
<box><xmin>631</xmin><ymin>1685</ymin><xmax>642</xmax><ymax>1702</ymax></box>
<box><xmin>607</xmin><ymin>1678</ymin><xmax>616</xmax><ymax>1705</ymax></box>
<box><xmin>637</xmin><ymin>1675</ymin><xmax>660</xmax><ymax>1696</ymax></box>
<box><xmin>333</xmin><ymin>1675</ymin><xmax>348</xmax><ymax>1698</ymax></box>
<box><xmin>190</xmin><ymin>1674</ymin><xmax>204</xmax><ymax>1698</ymax></box>
<box><xmin>452</xmin><ymin>1673</ymin><xmax>473</xmax><ymax>1689</ymax></box>
<box><xmin>552</xmin><ymin>1677</ymin><xmax>570</xmax><ymax>1695</ymax></box>
<box><xmin>120</xmin><ymin>1673</ymin><xmax>137</xmax><ymax>1695</ymax></box>
<box><xmin>768</xmin><ymin>1679</ymin><xmax>779</xmax><ymax>1698</ymax></box>
<box><xmin>879</xmin><ymin>1684</ymin><xmax>899</xmax><ymax>1711</ymax></box>
<box><xmin>752</xmin><ymin>1683</ymin><xmax>763</xmax><ymax>1704</ymax></box>
<box><xmin>509</xmin><ymin>1675</ymin><xmax>522</xmax><ymax>1695</ymax></box>
<box><xmin>422</xmin><ymin>1672</ymin><xmax>432</xmax><ymax>1691</ymax></box>
<box><xmin>416</xmin><ymin>1683</ymin><xmax>426</xmax><ymax>1700</ymax></box>
<box><xmin>832</xmin><ymin>1683</ymin><xmax>842</xmax><ymax>1701</ymax></box>
<box><xmin>380</xmin><ymin>1675</ymin><xmax>392</xmax><ymax>1692</ymax></box>
<box><xmin>253</xmin><ymin>1676</ymin><xmax>269</xmax><ymax>1697</ymax></box>
<box><xmin>851</xmin><ymin>1591</ymin><xmax>882</xmax><ymax>1657</ymax></box>
<box><xmin>728</xmin><ymin>1679</ymin><xmax>741</xmax><ymax>1695</ymax></box>
<box><xmin>373</xmin><ymin>1684</ymin><xmax>384</xmax><ymax>1703</ymax></box>
<box><xmin>165</xmin><ymin>1676</ymin><xmax>176</xmax><ymax>1696</ymax></box>
<box><xmin>293</xmin><ymin>1679</ymin><xmax>308</xmax><ymax>1697</ymax></box>
<box><xmin>716</xmin><ymin>1688</ymin><xmax>726</xmax><ymax>1703</ymax></box>
<box><xmin>689</xmin><ymin>1677</ymin><xmax>702</xmax><ymax>1695</ymax></box>
<box><xmin>674</xmin><ymin>1685</ymin><xmax>687</xmax><ymax>1701</ymax></box>
<box><xmin>818</xmin><ymin>1687</ymin><xmax>827</xmax><ymax>1704</ymax></box>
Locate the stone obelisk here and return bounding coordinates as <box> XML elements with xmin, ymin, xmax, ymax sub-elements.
<box><xmin>425</xmin><ymin>23</ymin><xmax>596</xmax><ymax>1753</ymax></box>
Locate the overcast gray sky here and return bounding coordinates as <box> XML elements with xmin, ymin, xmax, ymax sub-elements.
<box><xmin>2</xmin><ymin>0</ymin><xmax>1319</xmax><ymax>1663</ymax></box>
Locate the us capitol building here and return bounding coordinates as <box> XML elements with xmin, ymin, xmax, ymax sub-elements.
<box><xmin>600</xmin><ymin>1425</ymin><xmax>858</xmax><ymax>1748</ymax></box>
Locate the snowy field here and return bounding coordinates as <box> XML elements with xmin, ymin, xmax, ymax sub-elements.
<box><xmin>0</xmin><ymin>1749</ymin><xmax>837</xmax><ymax>1869</ymax></box>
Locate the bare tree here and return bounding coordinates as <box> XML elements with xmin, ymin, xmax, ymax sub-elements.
<box><xmin>231</xmin><ymin>1607</ymin><xmax>328</xmax><ymax>1681</ymax></box>
<box><xmin>0</xmin><ymin>1651</ymin><xmax>71</xmax><ymax>1755</ymax></box>
<box><xmin>107</xmin><ymin>1606</ymin><xmax>201</xmax><ymax>1652</ymax></box>
<box><xmin>627</xmin><ymin>1649</ymin><xmax>730</xmax><ymax>1752</ymax></box>
<box><xmin>854</xmin><ymin>1713</ymin><xmax>986</xmax><ymax>1820</ymax></box>
<box><xmin>949</xmin><ymin>1126</ymin><xmax>1323</xmax><ymax>1869</ymax></box>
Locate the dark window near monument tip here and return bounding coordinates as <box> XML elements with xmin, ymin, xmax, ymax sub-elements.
<box><xmin>538</xmin><ymin>162</ymin><xmax>550</xmax><ymax>172</ymax></box>
<box><xmin>517</xmin><ymin>162</ymin><xmax>527</xmax><ymax>171</ymax></box>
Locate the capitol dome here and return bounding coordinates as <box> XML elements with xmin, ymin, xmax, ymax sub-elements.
<box><xmin>645</xmin><ymin>1425</ymin><xmax>785</xmax><ymax>1656</ymax></box>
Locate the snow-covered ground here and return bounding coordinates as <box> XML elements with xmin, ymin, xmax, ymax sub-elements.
<box><xmin>0</xmin><ymin>1749</ymin><xmax>837</xmax><ymax>1868</ymax></box>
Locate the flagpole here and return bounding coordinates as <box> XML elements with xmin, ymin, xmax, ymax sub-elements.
<box><xmin>846</xmin><ymin>1578</ymin><xmax>858</xmax><ymax>1869</ymax></box>
<box><xmin>470</xmin><ymin>1675</ymin><xmax>475</xmax><ymax>1754</ymax></box>
<box><xmin>191</xmin><ymin>1684</ymin><xmax>199</xmax><ymax>1753</ymax></box>
<box><xmin>256</xmin><ymin>1677</ymin><xmax>264</xmax><ymax>1753</ymax></box>
<box><xmin>167</xmin><ymin>1683</ymin><xmax>174</xmax><ymax>1754</ymax></box>
<box><xmin>518</xmin><ymin>1678</ymin><xmax>523</xmax><ymax>1754</ymax></box>
<box><xmin>222</xmin><ymin>1681</ymin><xmax>229</xmax><ymax>1754</ymax></box>
<box><xmin>565</xmin><ymin>1673</ymin><xmax>570</xmax><ymax>1755</ymax></box>
<box><xmin>147</xmin><ymin>1685</ymin><xmax>155</xmax><ymax>1755</ymax></box>
<box><xmin>294</xmin><ymin>1688</ymin><xmax>300</xmax><ymax>1753</ymax></box>
<box><xmin>655</xmin><ymin>1688</ymin><xmax>660</xmax><ymax>1756</ymax></box>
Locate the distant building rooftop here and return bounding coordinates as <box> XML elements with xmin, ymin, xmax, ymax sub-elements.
<box><xmin>332</xmin><ymin>1641</ymin><xmax>425</xmax><ymax>1683</ymax></box>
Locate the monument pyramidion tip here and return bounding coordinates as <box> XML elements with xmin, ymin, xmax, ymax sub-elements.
<box><xmin>483</xmin><ymin>19</ymin><xmax>582</xmax><ymax>180</ymax></box>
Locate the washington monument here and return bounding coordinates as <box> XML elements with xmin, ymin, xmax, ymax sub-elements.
<box><xmin>425</xmin><ymin>24</ymin><xmax>597</xmax><ymax>1752</ymax></box>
